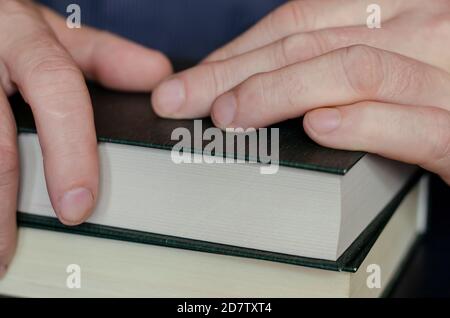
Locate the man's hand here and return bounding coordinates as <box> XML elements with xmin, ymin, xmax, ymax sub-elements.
<box><xmin>152</xmin><ymin>0</ymin><xmax>450</xmax><ymax>185</ymax></box>
<box><xmin>0</xmin><ymin>0</ymin><xmax>172</xmax><ymax>276</ymax></box>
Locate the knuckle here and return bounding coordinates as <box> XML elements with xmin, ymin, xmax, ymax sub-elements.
<box><xmin>240</xmin><ymin>70</ymin><xmax>298</xmax><ymax>115</ymax></box>
<box><xmin>339</xmin><ymin>45</ymin><xmax>385</xmax><ymax>96</ymax></box>
<box><xmin>284</xmin><ymin>72</ymin><xmax>305</xmax><ymax>112</ymax></box>
<box><xmin>266</xmin><ymin>1</ymin><xmax>315</xmax><ymax>41</ymax></box>
<box><xmin>383</xmin><ymin>58</ymin><xmax>425</xmax><ymax>98</ymax></box>
<box><xmin>238</xmin><ymin>73</ymin><xmax>271</xmax><ymax>110</ymax></box>
<box><xmin>207</xmin><ymin>62</ymin><xmax>229</xmax><ymax>96</ymax></box>
<box><xmin>278</xmin><ymin>32</ymin><xmax>326</xmax><ymax>65</ymax></box>
<box><xmin>16</xmin><ymin>41</ymin><xmax>86</xmax><ymax>103</ymax></box>
<box><xmin>24</xmin><ymin>53</ymin><xmax>81</xmax><ymax>88</ymax></box>
<box><xmin>256</xmin><ymin>75</ymin><xmax>274</xmax><ymax>109</ymax></box>
<box><xmin>274</xmin><ymin>1</ymin><xmax>315</xmax><ymax>33</ymax></box>
<box><xmin>306</xmin><ymin>32</ymin><xmax>330</xmax><ymax>56</ymax></box>
<box><xmin>12</xmin><ymin>34</ymin><xmax>80</xmax><ymax>84</ymax></box>
<box><xmin>278</xmin><ymin>36</ymin><xmax>298</xmax><ymax>66</ymax></box>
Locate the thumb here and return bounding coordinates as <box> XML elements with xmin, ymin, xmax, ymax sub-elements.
<box><xmin>39</xmin><ymin>5</ymin><xmax>172</xmax><ymax>91</ymax></box>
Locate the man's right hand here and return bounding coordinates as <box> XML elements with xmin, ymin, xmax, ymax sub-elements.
<box><xmin>0</xmin><ymin>0</ymin><xmax>172</xmax><ymax>277</ymax></box>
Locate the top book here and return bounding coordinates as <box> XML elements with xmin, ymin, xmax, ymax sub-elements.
<box><xmin>11</xmin><ymin>84</ymin><xmax>417</xmax><ymax>262</ymax></box>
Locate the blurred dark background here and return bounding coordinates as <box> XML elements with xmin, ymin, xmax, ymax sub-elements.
<box><xmin>390</xmin><ymin>175</ymin><xmax>450</xmax><ymax>297</ymax></box>
<box><xmin>38</xmin><ymin>0</ymin><xmax>285</xmax><ymax>62</ymax></box>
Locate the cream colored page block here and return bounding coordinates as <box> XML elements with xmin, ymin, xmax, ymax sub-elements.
<box><xmin>0</xmin><ymin>228</ymin><xmax>348</xmax><ymax>298</ymax></box>
<box><xmin>350</xmin><ymin>186</ymin><xmax>419</xmax><ymax>297</ymax></box>
<box><xmin>18</xmin><ymin>133</ymin><xmax>341</xmax><ymax>260</ymax></box>
<box><xmin>0</xmin><ymin>182</ymin><xmax>421</xmax><ymax>298</ymax></box>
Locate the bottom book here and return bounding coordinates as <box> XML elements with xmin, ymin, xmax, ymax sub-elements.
<box><xmin>0</xmin><ymin>179</ymin><xmax>428</xmax><ymax>298</ymax></box>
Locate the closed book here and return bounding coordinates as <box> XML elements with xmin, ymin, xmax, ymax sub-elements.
<box><xmin>0</xmin><ymin>179</ymin><xmax>427</xmax><ymax>297</ymax></box>
<box><xmin>11</xmin><ymin>83</ymin><xmax>418</xmax><ymax>265</ymax></box>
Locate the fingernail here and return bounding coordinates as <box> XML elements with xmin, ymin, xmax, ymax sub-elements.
<box><xmin>153</xmin><ymin>78</ymin><xmax>185</xmax><ymax>115</ymax></box>
<box><xmin>59</xmin><ymin>187</ymin><xmax>94</xmax><ymax>225</ymax></box>
<box><xmin>212</xmin><ymin>92</ymin><xmax>237</xmax><ymax>128</ymax></box>
<box><xmin>307</xmin><ymin>108</ymin><xmax>341</xmax><ymax>134</ymax></box>
<box><xmin>0</xmin><ymin>265</ymin><xmax>7</xmax><ymax>278</ymax></box>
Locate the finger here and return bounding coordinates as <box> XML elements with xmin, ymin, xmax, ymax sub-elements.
<box><xmin>39</xmin><ymin>6</ymin><xmax>172</xmax><ymax>91</ymax></box>
<box><xmin>204</xmin><ymin>0</ymin><xmax>415</xmax><ymax>62</ymax></box>
<box><xmin>154</xmin><ymin>25</ymin><xmax>392</xmax><ymax>119</ymax></box>
<box><xmin>0</xmin><ymin>8</ymin><xmax>98</xmax><ymax>225</ymax></box>
<box><xmin>210</xmin><ymin>45</ymin><xmax>450</xmax><ymax>129</ymax></box>
<box><xmin>0</xmin><ymin>90</ymin><xmax>18</xmax><ymax>277</ymax></box>
<box><xmin>304</xmin><ymin>102</ymin><xmax>450</xmax><ymax>185</ymax></box>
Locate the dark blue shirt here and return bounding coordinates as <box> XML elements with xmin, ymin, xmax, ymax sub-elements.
<box><xmin>38</xmin><ymin>0</ymin><xmax>286</xmax><ymax>61</ymax></box>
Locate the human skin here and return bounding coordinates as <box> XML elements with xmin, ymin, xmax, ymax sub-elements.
<box><xmin>2</xmin><ymin>0</ymin><xmax>450</xmax><ymax>279</ymax></box>
<box><xmin>153</xmin><ymin>0</ymin><xmax>450</xmax><ymax>187</ymax></box>
<box><xmin>0</xmin><ymin>0</ymin><xmax>172</xmax><ymax>276</ymax></box>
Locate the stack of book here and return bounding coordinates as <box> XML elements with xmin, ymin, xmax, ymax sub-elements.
<box><xmin>0</xmin><ymin>85</ymin><xmax>427</xmax><ymax>297</ymax></box>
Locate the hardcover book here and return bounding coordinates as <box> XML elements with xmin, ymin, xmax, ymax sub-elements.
<box><xmin>0</xmin><ymin>179</ymin><xmax>427</xmax><ymax>297</ymax></box>
<box><xmin>11</xmin><ymin>83</ymin><xmax>419</xmax><ymax>266</ymax></box>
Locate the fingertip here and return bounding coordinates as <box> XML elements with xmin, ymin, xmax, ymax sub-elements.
<box><xmin>142</xmin><ymin>48</ymin><xmax>174</xmax><ymax>90</ymax></box>
<box><xmin>150</xmin><ymin>91</ymin><xmax>166</xmax><ymax>118</ymax></box>
<box><xmin>127</xmin><ymin>46</ymin><xmax>173</xmax><ymax>90</ymax></box>
<box><xmin>304</xmin><ymin>108</ymin><xmax>342</xmax><ymax>137</ymax></box>
<box><xmin>56</xmin><ymin>187</ymin><xmax>95</xmax><ymax>226</ymax></box>
<box><xmin>90</xmin><ymin>34</ymin><xmax>173</xmax><ymax>92</ymax></box>
<box><xmin>42</xmin><ymin>139</ymin><xmax>99</xmax><ymax>227</ymax></box>
<box><xmin>149</xmin><ymin>50</ymin><xmax>174</xmax><ymax>82</ymax></box>
<box><xmin>151</xmin><ymin>77</ymin><xmax>186</xmax><ymax>118</ymax></box>
<box><xmin>211</xmin><ymin>92</ymin><xmax>237</xmax><ymax>129</ymax></box>
<box><xmin>303</xmin><ymin>112</ymin><xmax>317</xmax><ymax>140</ymax></box>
